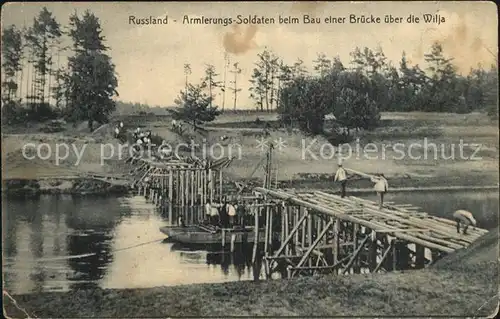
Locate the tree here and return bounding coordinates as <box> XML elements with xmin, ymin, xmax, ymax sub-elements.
<box><xmin>1</xmin><ymin>25</ymin><xmax>23</xmax><ymax>103</ymax></box>
<box><xmin>335</xmin><ymin>87</ymin><xmax>380</xmax><ymax>134</ymax></box>
<box><xmin>174</xmin><ymin>83</ymin><xmax>221</xmax><ymax>129</ymax></box>
<box><xmin>24</xmin><ymin>7</ymin><xmax>62</xmax><ymax>108</ymax></box>
<box><xmin>290</xmin><ymin>58</ymin><xmax>307</xmax><ymax>79</ymax></box>
<box><xmin>483</xmin><ymin>64</ymin><xmax>498</xmax><ymax>119</ymax></box>
<box><xmin>221</xmin><ymin>53</ymin><xmax>230</xmax><ymax>111</ymax></box>
<box><xmin>64</xmin><ymin>10</ymin><xmax>118</xmax><ymax>131</ymax></box>
<box><xmin>200</xmin><ymin>64</ymin><xmax>221</xmax><ymax>108</ymax></box>
<box><xmin>349</xmin><ymin>46</ymin><xmax>391</xmax><ymax>111</ymax></box>
<box><xmin>249</xmin><ymin>49</ymin><xmax>280</xmax><ymax>111</ymax></box>
<box><xmin>183</xmin><ymin>63</ymin><xmax>191</xmax><ymax>92</ymax></box>
<box><xmin>333</xmin><ymin>70</ymin><xmax>381</xmax><ymax>133</ymax></box>
<box><xmin>249</xmin><ymin>67</ymin><xmax>265</xmax><ymax>111</ymax></box>
<box><xmin>350</xmin><ymin>46</ymin><xmax>387</xmax><ymax>76</ymax></box>
<box><xmin>274</xmin><ymin>60</ymin><xmax>293</xmax><ymax>111</ymax></box>
<box><xmin>313</xmin><ymin>53</ymin><xmax>332</xmax><ymax>77</ymax></box>
<box><xmin>229</xmin><ymin>62</ymin><xmax>242</xmax><ymax>111</ymax></box>
<box><xmin>423</xmin><ymin>42</ymin><xmax>460</xmax><ymax>112</ymax></box>
<box><xmin>463</xmin><ymin>66</ymin><xmax>487</xmax><ymax>111</ymax></box>
<box><xmin>278</xmin><ymin>75</ymin><xmax>334</xmax><ymax>135</ymax></box>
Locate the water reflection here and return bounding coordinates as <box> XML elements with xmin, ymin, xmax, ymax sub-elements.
<box><xmin>170</xmin><ymin>242</ymin><xmax>254</xmax><ymax>279</ymax></box>
<box><xmin>2</xmin><ymin>190</ymin><xmax>498</xmax><ymax>294</ymax></box>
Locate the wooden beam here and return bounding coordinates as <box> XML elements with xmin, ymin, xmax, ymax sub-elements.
<box><xmin>269</xmin><ymin>211</ymin><xmax>309</xmax><ymax>268</ymax></box>
<box><xmin>342</xmin><ymin>236</ymin><xmax>370</xmax><ymax>274</ymax></box>
<box><xmin>265</xmin><ymin>255</ymin><xmax>303</xmax><ymax>260</ymax></box>
<box><xmin>294</xmin><ymin>219</ymin><xmax>334</xmax><ymax>270</ymax></box>
<box><xmin>373</xmin><ymin>240</ymin><xmax>394</xmax><ymax>273</ymax></box>
<box><xmin>289</xmin><ymin>255</ymin><xmax>350</xmax><ymax>272</ymax></box>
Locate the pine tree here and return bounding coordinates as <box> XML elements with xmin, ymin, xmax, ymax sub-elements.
<box><xmin>174</xmin><ymin>83</ymin><xmax>221</xmax><ymax>129</ymax></box>
<box><xmin>423</xmin><ymin>42</ymin><xmax>460</xmax><ymax>112</ymax></box>
<box><xmin>200</xmin><ymin>64</ymin><xmax>222</xmax><ymax>109</ymax></box>
<box><xmin>24</xmin><ymin>7</ymin><xmax>62</xmax><ymax>108</ymax></box>
<box><xmin>1</xmin><ymin>25</ymin><xmax>23</xmax><ymax>103</ymax></box>
<box><xmin>249</xmin><ymin>49</ymin><xmax>280</xmax><ymax>111</ymax></box>
<box><xmin>183</xmin><ymin>63</ymin><xmax>191</xmax><ymax>92</ymax></box>
<box><xmin>229</xmin><ymin>62</ymin><xmax>242</xmax><ymax>111</ymax></box>
<box><xmin>313</xmin><ymin>53</ymin><xmax>332</xmax><ymax>77</ymax></box>
<box><xmin>221</xmin><ymin>53</ymin><xmax>230</xmax><ymax>111</ymax></box>
<box><xmin>65</xmin><ymin>10</ymin><xmax>118</xmax><ymax>131</ymax></box>
<box><xmin>249</xmin><ymin>67</ymin><xmax>265</xmax><ymax>111</ymax></box>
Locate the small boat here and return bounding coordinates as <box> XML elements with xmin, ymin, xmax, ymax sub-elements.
<box><xmin>159</xmin><ymin>225</ymin><xmax>269</xmax><ymax>245</ymax></box>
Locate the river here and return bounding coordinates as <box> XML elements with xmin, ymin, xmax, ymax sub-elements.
<box><xmin>2</xmin><ymin>190</ymin><xmax>498</xmax><ymax>294</ymax></box>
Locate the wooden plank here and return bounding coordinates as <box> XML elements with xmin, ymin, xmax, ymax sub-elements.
<box><xmin>342</xmin><ymin>236</ymin><xmax>370</xmax><ymax>274</ymax></box>
<box><xmin>289</xmin><ymin>256</ymin><xmax>350</xmax><ymax>271</ymax></box>
<box><xmin>270</xmin><ymin>211</ymin><xmax>310</xmax><ymax>264</ymax></box>
<box><xmin>376</xmin><ymin>228</ymin><xmax>431</xmax><ymax>233</ymax></box>
<box><xmin>373</xmin><ymin>240</ymin><xmax>394</xmax><ymax>273</ymax></box>
<box><xmin>295</xmin><ymin>219</ymin><xmax>334</xmax><ymax>270</ymax></box>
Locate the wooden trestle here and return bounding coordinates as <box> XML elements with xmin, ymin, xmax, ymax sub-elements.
<box><xmin>251</xmin><ymin>187</ymin><xmax>489</xmax><ymax>279</ymax></box>
<box><xmin>130</xmin><ymin>156</ymin><xmax>233</xmax><ymax>221</ymax></box>
<box><xmin>131</xmin><ymin>154</ymin><xmax>489</xmax><ymax>280</ymax></box>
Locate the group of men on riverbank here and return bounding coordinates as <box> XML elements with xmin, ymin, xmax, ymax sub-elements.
<box><xmin>334</xmin><ymin>163</ymin><xmax>477</xmax><ymax>235</ymax></box>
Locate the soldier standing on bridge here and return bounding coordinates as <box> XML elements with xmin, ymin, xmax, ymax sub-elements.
<box><xmin>371</xmin><ymin>173</ymin><xmax>389</xmax><ymax>209</ymax></box>
<box><xmin>334</xmin><ymin>163</ymin><xmax>348</xmax><ymax>198</ymax></box>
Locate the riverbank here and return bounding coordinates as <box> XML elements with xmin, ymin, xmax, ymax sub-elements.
<box><xmin>2</xmin><ymin>111</ymin><xmax>498</xmax><ymax>195</ymax></box>
<box><xmin>1</xmin><ymin>178</ymin><xmax>129</xmax><ymax>196</ymax></box>
<box><xmin>2</xmin><ymin>173</ymin><xmax>498</xmax><ymax>196</ymax></box>
<box><xmin>4</xmin><ymin>229</ymin><xmax>497</xmax><ymax>317</ymax></box>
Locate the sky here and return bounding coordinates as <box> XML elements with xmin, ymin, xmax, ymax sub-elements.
<box><xmin>1</xmin><ymin>1</ymin><xmax>497</xmax><ymax>109</ymax></box>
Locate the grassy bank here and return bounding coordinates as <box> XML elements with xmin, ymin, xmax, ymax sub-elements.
<box><xmin>4</xmin><ymin>230</ymin><xmax>498</xmax><ymax>317</ymax></box>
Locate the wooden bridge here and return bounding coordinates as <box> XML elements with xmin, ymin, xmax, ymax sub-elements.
<box><xmin>129</xmin><ymin>155</ymin><xmax>234</xmax><ymax>220</ymax></box>
<box><xmin>250</xmin><ymin>187</ymin><xmax>487</xmax><ymax>278</ymax></box>
<box><xmin>129</xmin><ymin>144</ymin><xmax>489</xmax><ymax>279</ymax></box>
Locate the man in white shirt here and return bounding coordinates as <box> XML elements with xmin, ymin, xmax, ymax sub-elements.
<box><xmin>371</xmin><ymin>174</ymin><xmax>389</xmax><ymax>209</ymax></box>
<box><xmin>334</xmin><ymin>164</ymin><xmax>348</xmax><ymax>198</ymax></box>
<box><xmin>453</xmin><ymin>210</ymin><xmax>477</xmax><ymax>235</ymax></box>
<box><xmin>205</xmin><ymin>202</ymin><xmax>212</xmax><ymax>224</ymax></box>
<box><xmin>227</xmin><ymin>203</ymin><xmax>237</xmax><ymax>227</ymax></box>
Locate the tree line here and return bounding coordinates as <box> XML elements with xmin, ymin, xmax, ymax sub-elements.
<box><xmin>275</xmin><ymin>43</ymin><xmax>498</xmax><ymax>136</ymax></box>
<box><xmin>1</xmin><ymin>7</ymin><xmax>118</xmax><ymax>131</ymax></box>
<box><xmin>3</xmin><ymin>9</ymin><xmax>497</xmax><ymax>135</ymax></box>
<box><xmin>175</xmin><ymin>42</ymin><xmax>497</xmax><ymax>134</ymax></box>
